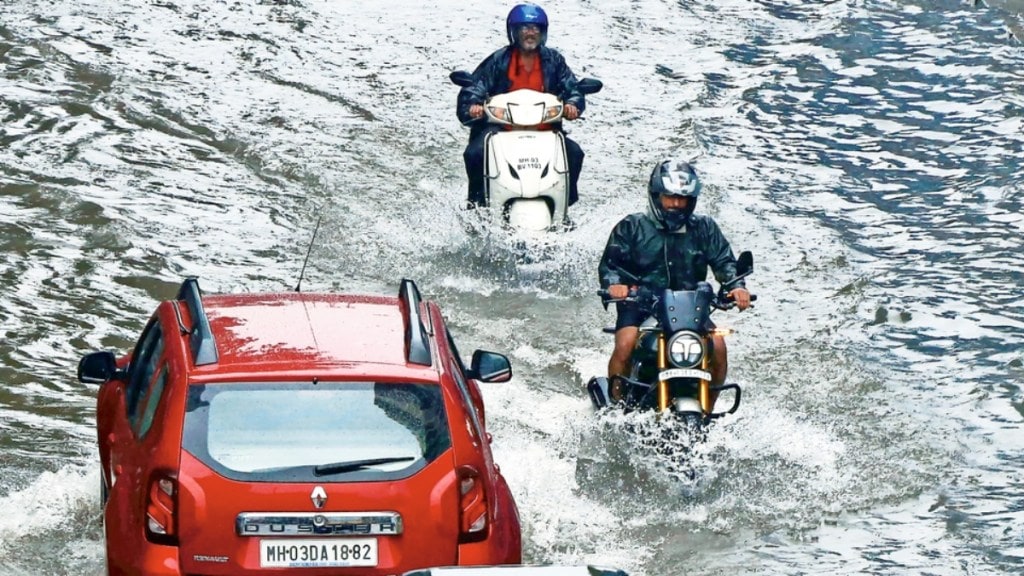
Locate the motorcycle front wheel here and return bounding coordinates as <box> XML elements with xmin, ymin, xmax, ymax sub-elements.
<box><xmin>657</xmin><ymin>412</ymin><xmax>708</xmax><ymax>482</ymax></box>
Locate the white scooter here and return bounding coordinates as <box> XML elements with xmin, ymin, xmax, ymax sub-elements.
<box><xmin>451</xmin><ymin>71</ymin><xmax>602</xmax><ymax>233</ymax></box>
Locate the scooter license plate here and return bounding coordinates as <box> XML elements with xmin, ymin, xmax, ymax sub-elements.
<box><xmin>659</xmin><ymin>368</ymin><xmax>711</xmax><ymax>381</ymax></box>
<box><xmin>259</xmin><ymin>538</ymin><xmax>377</xmax><ymax>568</ymax></box>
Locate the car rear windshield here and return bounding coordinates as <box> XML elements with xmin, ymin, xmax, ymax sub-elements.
<box><xmin>182</xmin><ymin>381</ymin><xmax>451</xmax><ymax>482</ymax></box>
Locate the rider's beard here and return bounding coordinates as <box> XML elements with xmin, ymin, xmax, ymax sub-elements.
<box><xmin>662</xmin><ymin>209</ymin><xmax>689</xmax><ymax>231</ymax></box>
<box><xmin>517</xmin><ymin>36</ymin><xmax>540</xmax><ymax>52</ymax></box>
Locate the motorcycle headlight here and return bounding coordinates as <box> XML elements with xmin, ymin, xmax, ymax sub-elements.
<box><xmin>667</xmin><ymin>331</ymin><xmax>705</xmax><ymax>368</ymax></box>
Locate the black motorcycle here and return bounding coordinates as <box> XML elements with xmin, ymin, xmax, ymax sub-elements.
<box><xmin>586</xmin><ymin>251</ymin><xmax>755</xmax><ymax>429</ymax></box>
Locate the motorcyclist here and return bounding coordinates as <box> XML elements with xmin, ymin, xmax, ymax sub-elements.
<box><xmin>598</xmin><ymin>160</ymin><xmax>752</xmax><ymax>401</ymax></box>
<box><xmin>456</xmin><ymin>3</ymin><xmax>587</xmax><ymax>209</ymax></box>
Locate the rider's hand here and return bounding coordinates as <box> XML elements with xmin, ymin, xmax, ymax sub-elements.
<box><xmin>608</xmin><ymin>284</ymin><xmax>630</xmax><ymax>299</ymax></box>
<box><xmin>564</xmin><ymin>104</ymin><xmax>579</xmax><ymax>120</ymax></box>
<box><xmin>469</xmin><ymin>104</ymin><xmax>484</xmax><ymax>119</ymax></box>
<box><xmin>728</xmin><ymin>288</ymin><xmax>752</xmax><ymax>310</ymax></box>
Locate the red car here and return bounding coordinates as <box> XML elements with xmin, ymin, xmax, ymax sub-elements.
<box><xmin>78</xmin><ymin>278</ymin><xmax>521</xmax><ymax>575</ymax></box>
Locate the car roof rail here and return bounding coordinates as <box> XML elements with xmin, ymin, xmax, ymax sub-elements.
<box><xmin>398</xmin><ymin>278</ymin><xmax>432</xmax><ymax>367</ymax></box>
<box><xmin>176</xmin><ymin>277</ymin><xmax>219</xmax><ymax>366</ymax></box>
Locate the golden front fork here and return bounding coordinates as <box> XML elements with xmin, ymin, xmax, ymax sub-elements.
<box><xmin>657</xmin><ymin>334</ymin><xmax>669</xmax><ymax>412</ymax></box>
<box><xmin>699</xmin><ymin>348</ymin><xmax>710</xmax><ymax>415</ymax></box>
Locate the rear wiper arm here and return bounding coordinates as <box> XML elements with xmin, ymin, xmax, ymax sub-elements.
<box><xmin>314</xmin><ymin>456</ymin><xmax>416</xmax><ymax>476</ymax></box>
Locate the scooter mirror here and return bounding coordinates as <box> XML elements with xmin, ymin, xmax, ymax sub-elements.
<box><xmin>577</xmin><ymin>78</ymin><xmax>603</xmax><ymax>95</ymax></box>
<box><xmin>449</xmin><ymin>70</ymin><xmax>474</xmax><ymax>87</ymax></box>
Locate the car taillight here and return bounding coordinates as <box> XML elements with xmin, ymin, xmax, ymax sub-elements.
<box><xmin>457</xmin><ymin>465</ymin><xmax>488</xmax><ymax>543</ymax></box>
<box><xmin>145</xmin><ymin>472</ymin><xmax>178</xmax><ymax>546</ymax></box>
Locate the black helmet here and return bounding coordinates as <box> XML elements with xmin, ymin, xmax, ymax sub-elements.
<box><xmin>647</xmin><ymin>159</ymin><xmax>702</xmax><ymax>231</ymax></box>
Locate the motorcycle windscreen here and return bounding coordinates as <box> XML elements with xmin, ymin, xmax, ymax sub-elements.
<box><xmin>656</xmin><ymin>288</ymin><xmax>713</xmax><ymax>332</ymax></box>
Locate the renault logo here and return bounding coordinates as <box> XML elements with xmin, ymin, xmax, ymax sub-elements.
<box><xmin>310</xmin><ymin>486</ymin><xmax>327</xmax><ymax>509</ymax></box>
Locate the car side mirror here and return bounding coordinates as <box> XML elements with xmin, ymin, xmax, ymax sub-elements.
<box><xmin>77</xmin><ymin>351</ymin><xmax>121</xmax><ymax>384</ymax></box>
<box><xmin>449</xmin><ymin>70</ymin><xmax>474</xmax><ymax>87</ymax></box>
<box><xmin>577</xmin><ymin>78</ymin><xmax>603</xmax><ymax>95</ymax></box>
<box><xmin>466</xmin><ymin>350</ymin><xmax>512</xmax><ymax>383</ymax></box>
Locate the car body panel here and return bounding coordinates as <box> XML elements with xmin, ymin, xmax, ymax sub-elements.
<box><xmin>176</xmin><ymin>451</ymin><xmax>461</xmax><ymax>575</ymax></box>
<box><xmin>201</xmin><ymin>293</ymin><xmax>411</xmax><ymax>369</ymax></box>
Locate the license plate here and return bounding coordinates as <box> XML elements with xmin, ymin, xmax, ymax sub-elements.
<box><xmin>259</xmin><ymin>538</ymin><xmax>377</xmax><ymax>568</ymax></box>
<box><xmin>659</xmin><ymin>368</ymin><xmax>711</xmax><ymax>381</ymax></box>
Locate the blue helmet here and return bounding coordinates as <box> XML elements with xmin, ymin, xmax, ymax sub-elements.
<box><xmin>648</xmin><ymin>160</ymin><xmax>702</xmax><ymax>231</ymax></box>
<box><xmin>506</xmin><ymin>3</ymin><xmax>549</xmax><ymax>46</ymax></box>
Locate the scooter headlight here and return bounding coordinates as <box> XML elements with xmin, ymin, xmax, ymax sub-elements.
<box><xmin>667</xmin><ymin>331</ymin><xmax>705</xmax><ymax>368</ymax></box>
<box><xmin>487</xmin><ymin>106</ymin><xmax>509</xmax><ymax>122</ymax></box>
<box><xmin>542</xmin><ymin>105</ymin><xmax>563</xmax><ymax>122</ymax></box>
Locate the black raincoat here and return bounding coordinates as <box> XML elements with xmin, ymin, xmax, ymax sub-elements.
<box><xmin>456</xmin><ymin>45</ymin><xmax>586</xmax><ymax>138</ymax></box>
<box><xmin>599</xmin><ymin>212</ymin><xmax>744</xmax><ymax>292</ymax></box>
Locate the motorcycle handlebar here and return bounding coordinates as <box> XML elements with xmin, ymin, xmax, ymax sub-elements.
<box><xmin>713</xmin><ymin>293</ymin><xmax>757</xmax><ymax>310</ymax></box>
<box><xmin>596</xmin><ymin>287</ymin><xmax>651</xmax><ymax>304</ymax></box>
<box><xmin>598</xmin><ymin>288</ymin><xmax>756</xmax><ymax>309</ymax></box>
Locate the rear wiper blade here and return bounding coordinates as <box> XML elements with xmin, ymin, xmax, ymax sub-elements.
<box><xmin>314</xmin><ymin>456</ymin><xmax>416</xmax><ymax>476</ymax></box>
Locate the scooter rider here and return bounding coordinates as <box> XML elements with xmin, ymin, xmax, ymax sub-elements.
<box><xmin>456</xmin><ymin>3</ymin><xmax>587</xmax><ymax>208</ymax></box>
<box><xmin>599</xmin><ymin>160</ymin><xmax>752</xmax><ymax>401</ymax></box>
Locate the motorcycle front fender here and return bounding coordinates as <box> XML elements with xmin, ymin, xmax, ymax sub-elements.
<box><xmin>672</xmin><ymin>397</ymin><xmax>702</xmax><ymax>415</ymax></box>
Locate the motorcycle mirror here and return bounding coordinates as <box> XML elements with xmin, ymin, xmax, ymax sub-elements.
<box><xmin>449</xmin><ymin>70</ymin><xmax>474</xmax><ymax>87</ymax></box>
<box><xmin>577</xmin><ymin>78</ymin><xmax>603</xmax><ymax>95</ymax></box>
<box><xmin>736</xmin><ymin>251</ymin><xmax>753</xmax><ymax>277</ymax></box>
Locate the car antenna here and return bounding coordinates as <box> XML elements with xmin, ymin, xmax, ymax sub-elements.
<box><xmin>294</xmin><ymin>210</ymin><xmax>324</xmax><ymax>293</ymax></box>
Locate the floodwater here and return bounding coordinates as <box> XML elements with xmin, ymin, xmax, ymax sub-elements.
<box><xmin>1</xmin><ymin>0</ymin><xmax>1022</xmax><ymax>574</ymax></box>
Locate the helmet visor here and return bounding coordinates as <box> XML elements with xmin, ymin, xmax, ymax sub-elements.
<box><xmin>658</xmin><ymin>172</ymin><xmax>699</xmax><ymax>197</ymax></box>
<box><xmin>512</xmin><ymin>23</ymin><xmax>546</xmax><ymax>47</ymax></box>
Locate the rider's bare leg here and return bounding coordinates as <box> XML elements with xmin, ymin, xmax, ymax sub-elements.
<box><xmin>608</xmin><ymin>327</ymin><xmax>639</xmax><ymax>399</ymax></box>
<box><xmin>708</xmin><ymin>334</ymin><xmax>728</xmax><ymax>409</ymax></box>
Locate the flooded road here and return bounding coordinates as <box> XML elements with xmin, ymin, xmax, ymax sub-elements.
<box><xmin>1</xmin><ymin>0</ymin><xmax>1022</xmax><ymax>574</ymax></box>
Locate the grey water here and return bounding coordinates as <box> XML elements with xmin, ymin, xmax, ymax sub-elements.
<box><xmin>1</xmin><ymin>0</ymin><xmax>1022</xmax><ymax>574</ymax></box>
